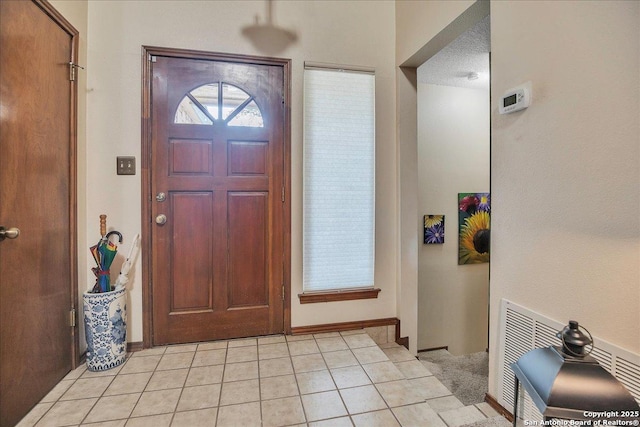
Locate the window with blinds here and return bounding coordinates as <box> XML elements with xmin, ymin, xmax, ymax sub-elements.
<box><xmin>303</xmin><ymin>65</ymin><xmax>375</xmax><ymax>293</ymax></box>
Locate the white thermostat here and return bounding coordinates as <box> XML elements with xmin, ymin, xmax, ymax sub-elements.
<box><xmin>499</xmin><ymin>82</ymin><xmax>531</xmax><ymax>114</ymax></box>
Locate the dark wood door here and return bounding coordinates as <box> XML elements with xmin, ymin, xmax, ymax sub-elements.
<box><xmin>0</xmin><ymin>1</ymin><xmax>77</xmax><ymax>426</ymax></box>
<box><xmin>149</xmin><ymin>53</ymin><xmax>287</xmax><ymax>345</ymax></box>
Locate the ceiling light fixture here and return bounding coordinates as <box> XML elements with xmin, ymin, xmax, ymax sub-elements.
<box><xmin>241</xmin><ymin>0</ymin><xmax>297</xmax><ymax>55</ymax></box>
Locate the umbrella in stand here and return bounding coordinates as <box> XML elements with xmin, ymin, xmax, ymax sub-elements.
<box><xmin>115</xmin><ymin>233</ymin><xmax>140</xmax><ymax>291</ymax></box>
<box><xmin>89</xmin><ymin>215</ymin><xmax>122</xmax><ymax>293</ymax></box>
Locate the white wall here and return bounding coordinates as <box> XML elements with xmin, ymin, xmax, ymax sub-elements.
<box><xmin>395</xmin><ymin>0</ymin><xmax>478</xmax><ymax>355</ymax></box>
<box><xmin>53</xmin><ymin>2</ymin><xmax>639</xmax><ymax>387</ymax></box>
<box><xmin>395</xmin><ymin>0</ymin><xmax>475</xmax><ymax>66</ymax></box>
<box><xmin>417</xmin><ymin>83</ymin><xmax>489</xmax><ymax>355</ymax></box>
<box><xmin>397</xmin><ymin>0</ymin><xmax>640</xmax><ymax>401</ymax></box>
<box><xmin>489</xmin><ymin>0</ymin><xmax>640</xmax><ymax>394</ymax></box>
<box><xmin>48</xmin><ymin>0</ymin><xmax>89</xmax><ymax>350</ymax></box>
<box><xmin>84</xmin><ymin>0</ymin><xmax>398</xmax><ymax>344</ymax></box>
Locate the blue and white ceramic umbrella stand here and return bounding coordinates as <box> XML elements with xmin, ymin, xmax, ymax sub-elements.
<box><xmin>83</xmin><ymin>287</ymin><xmax>127</xmax><ymax>371</ymax></box>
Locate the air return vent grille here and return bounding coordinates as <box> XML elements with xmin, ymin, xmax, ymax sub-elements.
<box><xmin>617</xmin><ymin>357</ymin><xmax>640</xmax><ymax>404</ymax></box>
<box><xmin>498</xmin><ymin>299</ymin><xmax>640</xmax><ymax>421</ymax></box>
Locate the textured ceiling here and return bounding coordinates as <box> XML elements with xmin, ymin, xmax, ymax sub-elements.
<box><xmin>417</xmin><ymin>16</ymin><xmax>490</xmax><ymax>90</ymax></box>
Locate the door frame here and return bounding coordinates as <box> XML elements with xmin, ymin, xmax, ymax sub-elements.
<box><xmin>141</xmin><ymin>46</ymin><xmax>292</xmax><ymax>348</ymax></box>
<box><xmin>33</xmin><ymin>0</ymin><xmax>80</xmax><ymax>367</ymax></box>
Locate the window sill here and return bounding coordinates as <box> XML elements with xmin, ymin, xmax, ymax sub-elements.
<box><xmin>298</xmin><ymin>288</ymin><xmax>381</xmax><ymax>304</ymax></box>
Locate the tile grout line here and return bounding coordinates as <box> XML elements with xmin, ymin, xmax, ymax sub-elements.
<box><xmin>127</xmin><ymin>346</ymin><xmax>167</xmax><ymax>423</ymax></box>
<box><xmin>365</xmin><ymin>340</ymin><xmax>418</xmax><ymax>426</ymax></box>
<box><xmin>112</xmin><ymin>347</ymin><xmax>161</xmax><ymax>424</ymax></box>
<box><xmin>22</xmin><ymin>333</ymin><xmax>493</xmax><ymax>427</ymax></box>
<box><xmin>129</xmin><ymin>350</ymin><xmax>158</xmax><ymax>423</ymax></box>
<box><xmin>82</xmin><ymin>365</ymin><xmax>119</xmax><ymax>424</ymax></box>
<box><xmin>285</xmin><ymin>336</ymin><xmax>307</xmax><ymax>426</ymax></box>
<box><xmin>289</xmin><ymin>334</ymin><xmax>316</xmax><ymax>425</ymax></box>
<box><xmin>166</xmin><ymin>347</ymin><xmax>195</xmax><ymax>425</ymax></box>
<box><xmin>330</xmin><ymin>332</ymin><xmax>402</xmax><ymax>423</ymax></box>
<box><xmin>29</xmin><ymin>367</ymin><xmax>86</xmax><ymax>426</ymax></box>
<box><xmin>213</xmin><ymin>340</ymin><xmax>229</xmax><ymax>427</ymax></box>
<box><xmin>75</xmin><ymin>356</ymin><xmax>124</xmax><ymax>425</ymax></box>
<box><xmin>315</xmin><ymin>333</ymin><xmax>353</xmax><ymax>425</ymax></box>
<box><xmin>257</xmin><ymin>340</ymin><xmax>264</xmax><ymax>427</ymax></box>
<box><xmin>218</xmin><ymin>341</ymin><xmax>229</xmax><ymax>424</ymax></box>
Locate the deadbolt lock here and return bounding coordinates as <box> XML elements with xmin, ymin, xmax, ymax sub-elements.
<box><xmin>156</xmin><ymin>192</ymin><xmax>166</xmax><ymax>202</ymax></box>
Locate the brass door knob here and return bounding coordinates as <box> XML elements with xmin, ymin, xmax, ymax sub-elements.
<box><xmin>0</xmin><ymin>226</ymin><xmax>20</xmax><ymax>241</ymax></box>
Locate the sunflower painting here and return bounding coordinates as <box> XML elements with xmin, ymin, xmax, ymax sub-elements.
<box><xmin>458</xmin><ymin>193</ymin><xmax>490</xmax><ymax>264</ymax></box>
<box><xmin>424</xmin><ymin>215</ymin><xmax>445</xmax><ymax>244</ymax></box>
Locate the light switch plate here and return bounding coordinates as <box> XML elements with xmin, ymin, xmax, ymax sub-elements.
<box><xmin>117</xmin><ymin>156</ymin><xmax>136</xmax><ymax>175</ymax></box>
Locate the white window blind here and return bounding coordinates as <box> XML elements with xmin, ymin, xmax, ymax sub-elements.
<box><xmin>303</xmin><ymin>66</ymin><xmax>375</xmax><ymax>292</ymax></box>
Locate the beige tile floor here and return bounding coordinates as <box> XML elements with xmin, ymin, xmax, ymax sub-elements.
<box><xmin>18</xmin><ymin>330</ymin><xmax>502</xmax><ymax>427</ymax></box>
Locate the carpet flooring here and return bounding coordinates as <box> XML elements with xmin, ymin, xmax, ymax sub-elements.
<box><xmin>418</xmin><ymin>349</ymin><xmax>489</xmax><ymax>406</ymax></box>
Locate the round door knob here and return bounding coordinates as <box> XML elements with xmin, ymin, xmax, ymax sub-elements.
<box><xmin>0</xmin><ymin>226</ymin><xmax>20</xmax><ymax>241</ymax></box>
<box><xmin>155</xmin><ymin>214</ymin><xmax>167</xmax><ymax>225</ymax></box>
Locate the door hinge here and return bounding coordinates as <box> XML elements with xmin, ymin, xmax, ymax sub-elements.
<box><xmin>282</xmin><ymin>285</ymin><xmax>285</xmax><ymax>301</ymax></box>
<box><xmin>69</xmin><ymin>308</ymin><xmax>76</xmax><ymax>327</ymax></box>
<box><xmin>69</xmin><ymin>62</ymin><xmax>84</xmax><ymax>82</ymax></box>
<box><xmin>149</xmin><ymin>55</ymin><xmax>157</xmax><ymax>63</ymax></box>
<box><xmin>281</xmin><ymin>186</ymin><xmax>285</xmax><ymax>203</ymax></box>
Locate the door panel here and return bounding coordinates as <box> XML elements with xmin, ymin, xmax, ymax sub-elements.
<box><xmin>228</xmin><ymin>192</ymin><xmax>268</xmax><ymax>308</ymax></box>
<box><xmin>170</xmin><ymin>192</ymin><xmax>214</xmax><ymax>312</ymax></box>
<box><xmin>170</xmin><ymin>139</ymin><xmax>213</xmax><ymax>175</ymax></box>
<box><xmin>0</xmin><ymin>1</ymin><xmax>77</xmax><ymax>425</ymax></box>
<box><xmin>228</xmin><ymin>141</ymin><xmax>268</xmax><ymax>176</ymax></box>
<box><xmin>150</xmin><ymin>54</ymin><xmax>286</xmax><ymax>345</ymax></box>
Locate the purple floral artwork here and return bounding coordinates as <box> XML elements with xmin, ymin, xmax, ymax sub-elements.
<box><xmin>424</xmin><ymin>215</ymin><xmax>445</xmax><ymax>244</ymax></box>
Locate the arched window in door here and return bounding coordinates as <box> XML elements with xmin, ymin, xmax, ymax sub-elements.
<box><xmin>174</xmin><ymin>82</ymin><xmax>264</xmax><ymax>127</ymax></box>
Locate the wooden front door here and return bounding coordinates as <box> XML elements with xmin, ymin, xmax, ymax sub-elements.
<box><xmin>146</xmin><ymin>49</ymin><xmax>290</xmax><ymax>345</ymax></box>
<box><xmin>0</xmin><ymin>1</ymin><xmax>78</xmax><ymax>426</ymax></box>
